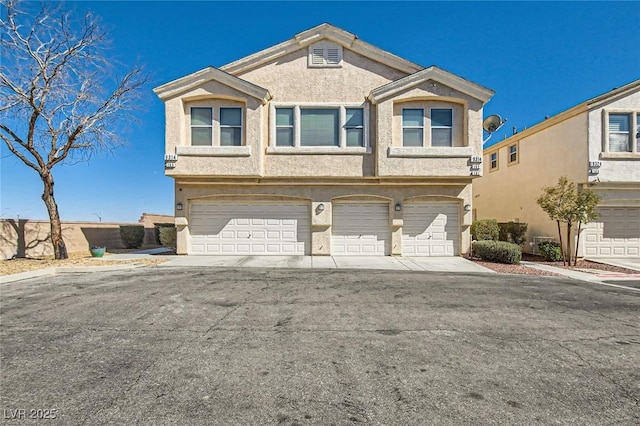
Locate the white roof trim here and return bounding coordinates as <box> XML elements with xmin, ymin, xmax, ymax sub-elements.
<box><xmin>586</xmin><ymin>79</ymin><xmax>640</xmax><ymax>109</ymax></box>
<box><xmin>153</xmin><ymin>67</ymin><xmax>272</xmax><ymax>103</ymax></box>
<box><xmin>368</xmin><ymin>66</ymin><xmax>495</xmax><ymax>104</ymax></box>
<box><xmin>220</xmin><ymin>23</ymin><xmax>423</xmax><ymax>76</ymax></box>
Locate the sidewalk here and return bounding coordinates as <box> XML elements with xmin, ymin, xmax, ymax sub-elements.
<box><xmin>522</xmin><ymin>261</ymin><xmax>640</xmax><ymax>292</ymax></box>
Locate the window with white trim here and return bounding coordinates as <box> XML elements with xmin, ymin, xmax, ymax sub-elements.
<box><xmin>431</xmin><ymin>108</ymin><xmax>453</xmax><ymax>147</ymax></box>
<box><xmin>191</xmin><ymin>107</ymin><xmax>213</xmax><ymax>146</ymax></box>
<box><xmin>189</xmin><ymin>106</ymin><xmax>243</xmax><ymax>147</ymax></box>
<box><xmin>402</xmin><ymin>107</ymin><xmax>456</xmax><ymax>147</ymax></box>
<box><xmin>275</xmin><ymin>108</ymin><xmax>294</xmax><ymax>147</ymax></box>
<box><xmin>402</xmin><ymin>109</ymin><xmax>424</xmax><ymax>147</ymax></box>
<box><xmin>345</xmin><ymin>108</ymin><xmax>364</xmax><ymax>147</ymax></box>
<box><xmin>604</xmin><ymin>111</ymin><xmax>640</xmax><ymax>154</ymax></box>
<box><xmin>308</xmin><ymin>41</ymin><xmax>342</xmax><ymax>67</ymax></box>
<box><xmin>508</xmin><ymin>144</ymin><xmax>518</xmax><ymax>164</ymax></box>
<box><xmin>490</xmin><ymin>152</ymin><xmax>498</xmax><ymax>170</ymax></box>
<box><xmin>220</xmin><ymin>107</ymin><xmax>242</xmax><ymax>146</ymax></box>
<box><xmin>271</xmin><ymin>105</ymin><xmax>367</xmax><ymax>149</ymax></box>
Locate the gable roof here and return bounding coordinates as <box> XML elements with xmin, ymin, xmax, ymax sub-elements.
<box><xmin>220</xmin><ymin>23</ymin><xmax>424</xmax><ymax>76</ymax></box>
<box><xmin>367</xmin><ymin>66</ymin><xmax>495</xmax><ymax>104</ymax></box>
<box><xmin>153</xmin><ymin>67</ymin><xmax>272</xmax><ymax>103</ymax></box>
<box><xmin>484</xmin><ymin>78</ymin><xmax>640</xmax><ymax>153</ymax></box>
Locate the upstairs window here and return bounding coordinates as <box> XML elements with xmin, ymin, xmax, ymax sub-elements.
<box><xmin>275</xmin><ymin>108</ymin><xmax>294</xmax><ymax>147</ymax></box>
<box><xmin>220</xmin><ymin>107</ymin><xmax>242</xmax><ymax>146</ymax></box>
<box><xmin>508</xmin><ymin>143</ymin><xmax>518</xmax><ymax>164</ymax></box>
<box><xmin>431</xmin><ymin>108</ymin><xmax>453</xmax><ymax>147</ymax></box>
<box><xmin>308</xmin><ymin>41</ymin><xmax>342</xmax><ymax>67</ymax></box>
<box><xmin>490</xmin><ymin>152</ymin><xmax>498</xmax><ymax>170</ymax></box>
<box><xmin>345</xmin><ymin>108</ymin><xmax>364</xmax><ymax>147</ymax></box>
<box><xmin>300</xmin><ymin>109</ymin><xmax>339</xmax><ymax>146</ymax></box>
<box><xmin>402</xmin><ymin>109</ymin><xmax>424</xmax><ymax>147</ymax></box>
<box><xmin>191</xmin><ymin>107</ymin><xmax>213</xmax><ymax>146</ymax></box>
<box><xmin>189</xmin><ymin>106</ymin><xmax>243</xmax><ymax>147</ymax></box>
<box><xmin>270</xmin><ymin>105</ymin><xmax>367</xmax><ymax>149</ymax></box>
<box><xmin>609</xmin><ymin>113</ymin><xmax>631</xmax><ymax>152</ymax></box>
<box><xmin>605</xmin><ymin>112</ymin><xmax>639</xmax><ymax>154</ymax></box>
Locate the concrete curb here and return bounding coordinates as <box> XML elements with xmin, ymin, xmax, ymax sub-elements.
<box><xmin>0</xmin><ymin>263</ymin><xmax>145</xmax><ymax>285</ymax></box>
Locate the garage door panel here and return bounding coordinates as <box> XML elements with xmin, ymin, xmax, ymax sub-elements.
<box><xmin>189</xmin><ymin>202</ymin><xmax>310</xmax><ymax>255</ymax></box>
<box><xmin>583</xmin><ymin>207</ymin><xmax>640</xmax><ymax>258</ymax></box>
<box><xmin>332</xmin><ymin>203</ymin><xmax>390</xmax><ymax>256</ymax></box>
<box><xmin>403</xmin><ymin>203</ymin><xmax>459</xmax><ymax>257</ymax></box>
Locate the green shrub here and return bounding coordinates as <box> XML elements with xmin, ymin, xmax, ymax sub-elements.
<box><xmin>498</xmin><ymin>222</ymin><xmax>528</xmax><ymax>245</ymax></box>
<box><xmin>154</xmin><ymin>223</ymin><xmax>175</xmax><ymax>245</ymax></box>
<box><xmin>473</xmin><ymin>240</ymin><xmax>522</xmax><ymax>264</ymax></box>
<box><xmin>538</xmin><ymin>241</ymin><xmax>563</xmax><ymax>262</ymax></box>
<box><xmin>119</xmin><ymin>225</ymin><xmax>145</xmax><ymax>249</ymax></box>
<box><xmin>159</xmin><ymin>226</ymin><xmax>177</xmax><ymax>248</ymax></box>
<box><xmin>471</xmin><ymin>219</ymin><xmax>499</xmax><ymax>241</ymax></box>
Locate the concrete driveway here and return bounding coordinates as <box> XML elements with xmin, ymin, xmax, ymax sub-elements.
<box><xmin>1</xmin><ymin>267</ymin><xmax>638</xmax><ymax>425</ymax></box>
<box><xmin>156</xmin><ymin>255</ymin><xmax>494</xmax><ymax>273</ymax></box>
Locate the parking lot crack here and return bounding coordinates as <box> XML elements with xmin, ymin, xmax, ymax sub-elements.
<box><xmin>557</xmin><ymin>342</ymin><xmax>639</xmax><ymax>408</ymax></box>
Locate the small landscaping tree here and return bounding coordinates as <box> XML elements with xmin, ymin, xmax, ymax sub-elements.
<box><xmin>537</xmin><ymin>177</ymin><xmax>600</xmax><ymax>265</ymax></box>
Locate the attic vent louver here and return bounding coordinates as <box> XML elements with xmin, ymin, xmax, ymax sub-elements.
<box><xmin>308</xmin><ymin>41</ymin><xmax>342</xmax><ymax>68</ymax></box>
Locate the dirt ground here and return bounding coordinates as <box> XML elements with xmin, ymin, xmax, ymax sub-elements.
<box><xmin>0</xmin><ymin>251</ymin><xmax>167</xmax><ymax>276</ymax></box>
<box><xmin>472</xmin><ymin>253</ymin><xmax>638</xmax><ymax>276</ymax></box>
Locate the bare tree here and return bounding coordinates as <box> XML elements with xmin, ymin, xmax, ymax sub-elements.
<box><xmin>0</xmin><ymin>0</ymin><xmax>147</xmax><ymax>259</ymax></box>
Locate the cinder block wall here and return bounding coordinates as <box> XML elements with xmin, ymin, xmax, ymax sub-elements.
<box><xmin>1</xmin><ymin>213</ymin><xmax>174</xmax><ymax>259</ymax></box>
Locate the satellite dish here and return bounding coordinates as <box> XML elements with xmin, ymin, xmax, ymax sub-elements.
<box><xmin>483</xmin><ymin>114</ymin><xmax>506</xmax><ymax>133</ymax></box>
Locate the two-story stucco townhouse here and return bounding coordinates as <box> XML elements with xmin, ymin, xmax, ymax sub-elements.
<box><xmin>153</xmin><ymin>24</ymin><xmax>494</xmax><ymax>256</ymax></box>
<box><xmin>475</xmin><ymin>79</ymin><xmax>640</xmax><ymax>258</ymax></box>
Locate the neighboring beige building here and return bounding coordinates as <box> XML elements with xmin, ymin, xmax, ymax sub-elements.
<box><xmin>475</xmin><ymin>80</ymin><xmax>640</xmax><ymax>258</ymax></box>
<box><xmin>154</xmin><ymin>24</ymin><xmax>494</xmax><ymax>256</ymax></box>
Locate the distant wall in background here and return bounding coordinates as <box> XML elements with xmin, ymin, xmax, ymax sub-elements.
<box><xmin>1</xmin><ymin>213</ymin><xmax>174</xmax><ymax>258</ymax></box>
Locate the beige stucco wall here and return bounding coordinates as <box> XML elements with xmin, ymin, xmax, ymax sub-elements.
<box><xmin>588</xmin><ymin>89</ymin><xmax>640</xmax><ymax>182</ymax></box>
<box><xmin>376</xmin><ymin>81</ymin><xmax>484</xmax><ymax>177</ymax></box>
<box><xmin>163</xmin><ymin>83</ymin><xmax>265</xmax><ymax>177</ymax></box>
<box><xmin>173</xmin><ymin>182</ymin><xmax>473</xmax><ymax>256</ymax></box>
<box><xmin>161</xmin><ymin>44</ymin><xmax>486</xmax><ymax>182</ymax></box>
<box><xmin>235</xmin><ymin>48</ymin><xmax>408</xmax><ymax>103</ymax></box>
<box><xmin>474</xmin><ymin>112</ymin><xmax>588</xmax><ymax>249</ymax></box>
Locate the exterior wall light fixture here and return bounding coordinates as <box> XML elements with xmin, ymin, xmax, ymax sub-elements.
<box><xmin>176</xmin><ymin>203</ymin><xmax>183</xmax><ymax>211</ymax></box>
<box><xmin>316</xmin><ymin>203</ymin><xmax>325</xmax><ymax>214</ymax></box>
<box><xmin>394</xmin><ymin>203</ymin><xmax>402</xmax><ymax>211</ymax></box>
<box><xmin>464</xmin><ymin>204</ymin><xmax>472</xmax><ymax>212</ymax></box>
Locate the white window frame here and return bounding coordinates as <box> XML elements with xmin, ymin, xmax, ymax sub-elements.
<box><xmin>430</xmin><ymin>108</ymin><xmax>454</xmax><ymax>147</ymax></box>
<box><xmin>508</xmin><ymin>143</ymin><xmax>518</xmax><ymax>164</ymax></box>
<box><xmin>219</xmin><ymin>106</ymin><xmax>243</xmax><ymax>147</ymax></box>
<box><xmin>190</xmin><ymin>107</ymin><xmax>214</xmax><ymax>146</ymax></box>
<box><xmin>268</xmin><ymin>103</ymin><xmax>369</xmax><ymax>153</ymax></box>
<box><xmin>603</xmin><ymin>110</ymin><xmax>639</xmax><ymax>155</ymax></box>
<box><xmin>275</xmin><ymin>107</ymin><xmax>295</xmax><ymax>147</ymax></box>
<box><xmin>490</xmin><ymin>152</ymin><xmax>498</xmax><ymax>170</ymax></box>
<box><xmin>308</xmin><ymin>41</ymin><xmax>343</xmax><ymax>68</ymax></box>
<box><xmin>401</xmin><ymin>108</ymin><xmax>456</xmax><ymax>148</ymax></box>
<box><xmin>401</xmin><ymin>108</ymin><xmax>425</xmax><ymax>147</ymax></box>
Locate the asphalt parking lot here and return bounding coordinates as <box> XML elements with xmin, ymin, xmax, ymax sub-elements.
<box><xmin>1</xmin><ymin>267</ymin><xmax>639</xmax><ymax>425</ymax></box>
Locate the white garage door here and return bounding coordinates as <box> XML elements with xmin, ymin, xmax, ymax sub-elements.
<box><xmin>189</xmin><ymin>202</ymin><xmax>310</xmax><ymax>255</ymax></box>
<box><xmin>332</xmin><ymin>203</ymin><xmax>390</xmax><ymax>256</ymax></box>
<box><xmin>403</xmin><ymin>203</ymin><xmax>459</xmax><ymax>256</ymax></box>
<box><xmin>583</xmin><ymin>207</ymin><xmax>640</xmax><ymax>257</ymax></box>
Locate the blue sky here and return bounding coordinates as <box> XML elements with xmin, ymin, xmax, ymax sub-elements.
<box><xmin>1</xmin><ymin>1</ymin><xmax>638</xmax><ymax>222</ymax></box>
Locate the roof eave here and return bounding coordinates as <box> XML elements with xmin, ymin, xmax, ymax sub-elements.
<box><xmin>220</xmin><ymin>23</ymin><xmax>423</xmax><ymax>76</ymax></box>
<box><xmin>368</xmin><ymin>66</ymin><xmax>495</xmax><ymax>104</ymax></box>
<box><xmin>153</xmin><ymin>67</ymin><xmax>272</xmax><ymax>104</ymax></box>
